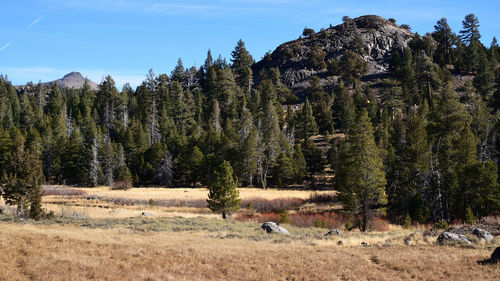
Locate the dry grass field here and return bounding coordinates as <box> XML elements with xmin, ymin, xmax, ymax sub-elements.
<box><xmin>0</xmin><ymin>221</ymin><xmax>499</xmax><ymax>281</ymax></box>
<box><xmin>40</xmin><ymin>186</ymin><xmax>335</xmax><ymax>220</ymax></box>
<box><xmin>1</xmin><ymin>186</ymin><xmax>499</xmax><ymax>280</ymax></box>
<box><xmin>77</xmin><ymin>186</ymin><xmax>328</xmax><ymax>201</ymax></box>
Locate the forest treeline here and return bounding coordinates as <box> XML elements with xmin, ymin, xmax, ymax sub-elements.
<box><xmin>1</xmin><ymin>14</ymin><xmax>500</xmax><ymax>225</ymax></box>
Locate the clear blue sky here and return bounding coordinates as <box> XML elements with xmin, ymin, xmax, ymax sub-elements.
<box><xmin>0</xmin><ymin>0</ymin><xmax>498</xmax><ymax>88</ymax></box>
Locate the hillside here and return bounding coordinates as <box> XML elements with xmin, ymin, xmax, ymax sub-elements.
<box><xmin>253</xmin><ymin>15</ymin><xmax>414</xmax><ymax>97</ymax></box>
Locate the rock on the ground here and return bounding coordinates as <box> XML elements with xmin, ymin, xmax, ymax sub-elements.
<box><xmin>325</xmin><ymin>229</ymin><xmax>342</xmax><ymax>236</ymax></box>
<box><xmin>437</xmin><ymin>231</ymin><xmax>472</xmax><ymax>245</ymax></box>
<box><xmin>142</xmin><ymin>212</ymin><xmax>154</xmax><ymax>217</ymax></box>
<box><xmin>337</xmin><ymin>240</ymin><xmax>344</xmax><ymax>246</ymax></box>
<box><xmin>491</xmin><ymin>247</ymin><xmax>500</xmax><ymax>263</ymax></box>
<box><xmin>261</xmin><ymin>222</ymin><xmax>290</xmax><ymax>235</ymax></box>
<box><xmin>472</xmin><ymin>228</ymin><xmax>494</xmax><ymax>242</ymax></box>
<box><xmin>361</xmin><ymin>241</ymin><xmax>369</xmax><ymax>247</ymax></box>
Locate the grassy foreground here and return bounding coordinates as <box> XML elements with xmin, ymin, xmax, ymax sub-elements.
<box><xmin>0</xmin><ymin>216</ymin><xmax>499</xmax><ymax>281</ymax></box>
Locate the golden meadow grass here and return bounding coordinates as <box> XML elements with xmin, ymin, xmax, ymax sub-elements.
<box><xmin>1</xmin><ymin>186</ymin><xmax>499</xmax><ymax>280</ymax></box>
<box><xmin>0</xmin><ymin>220</ymin><xmax>499</xmax><ymax>281</ymax></box>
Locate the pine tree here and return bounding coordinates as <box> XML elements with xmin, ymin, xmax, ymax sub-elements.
<box><xmin>237</xmin><ymin>126</ymin><xmax>258</xmax><ymax>186</ymax></box>
<box><xmin>257</xmin><ymin>100</ymin><xmax>281</xmax><ymax>189</ymax></box>
<box><xmin>96</xmin><ymin>76</ymin><xmax>119</xmax><ymax>134</ymax></box>
<box><xmin>0</xmin><ymin>126</ymin><xmax>12</xmax><ymax>177</ymax></box>
<box><xmin>2</xmin><ymin>131</ymin><xmax>45</xmax><ymax>219</ymax></box>
<box><xmin>336</xmin><ymin>109</ymin><xmax>387</xmax><ymax>231</ymax></box>
<box><xmin>207</xmin><ymin>161</ymin><xmax>241</xmax><ymax>219</ymax></box>
<box><xmin>302</xmin><ymin>139</ymin><xmax>325</xmax><ymax>181</ymax></box>
<box><xmin>187</xmin><ymin>146</ymin><xmax>204</xmax><ymax>186</ymax></box>
<box><xmin>293</xmin><ymin>145</ymin><xmax>307</xmax><ymax>183</ymax></box>
<box><xmin>415</xmin><ymin>52</ymin><xmax>440</xmax><ymax>99</ymax></box>
<box><xmin>335</xmin><ymin>83</ymin><xmax>355</xmax><ymax>131</ymax></box>
<box><xmin>274</xmin><ymin>152</ymin><xmax>294</xmax><ymax>187</ymax></box>
<box><xmin>460</xmin><ymin>14</ymin><xmax>481</xmax><ymax>45</ymax></box>
<box><xmin>432</xmin><ymin>18</ymin><xmax>456</xmax><ymax>66</ymax></box>
<box><xmin>473</xmin><ymin>50</ymin><xmax>497</xmax><ymax>96</ymax></box>
<box><xmin>231</xmin><ymin>39</ymin><xmax>254</xmax><ymax>93</ymax></box>
<box><xmin>339</xmin><ymin>50</ymin><xmax>369</xmax><ymax>88</ymax></box>
<box><xmin>89</xmin><ymin>135</ymin><xmax>100</xmax><ymax>187</ymax></box>
<box><xmin>157</xmin><ymin>151</ymin><xmax>174</xmax><ymax>187</ymax></box>
<box><xmin>295</xmin><ymin>98</ymin><xmax>318</xmax><ymax>141</ymax></box>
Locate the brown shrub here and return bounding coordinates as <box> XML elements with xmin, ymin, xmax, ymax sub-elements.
<box><xmin>43</xmin><ymin>186</ymin><xmax>87</xmax><ymax>196</ymax></box>
<box><xmin>235</xmin><ymin>211</ymin><xmax>352</xmax><ymax>229</ymax></box>
<box><xmin>240</xmin><ymin>197</ymin><xmax>304</xmax><ymax>212</ymax></box>
<box><xmin>371</xmin><ymin>217</ymin><xmax>390</xmax><ymax>232</ymax></box>
<box><xmin>111</xmin><ymin>182</ymin><xmax>133</xmax><ymax>191</ymax></box>
<box><xmin>481</xmin><ymin>215</ymin><xmax>500</xmax><ymax>225</ymax></box>
<box><xmin>306</xmin><ymin>192</ymin><xmax>337</xmax><ymax>204</ymax></box>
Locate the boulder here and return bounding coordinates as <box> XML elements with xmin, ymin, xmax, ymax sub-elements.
<box><xmin>361</xmin><ymin>241</ymin><xmax>369</xmax><ymax>247</ymax></box>
<box><xmin>437</xmin><ymin>231</ymin><xmax>472</xmax><ymax>245</ymax></box>
<box><xmin>337</xmin><ymin>240</ymin><xmax>344</xmax><ymax>246</ymax></box>
<box><xmin>472</xmin><ymin>228</ymin><xmax>494</xmax><ymax>242</ymax></box>
<box><xmin>261</xmin><ymin>222</ymin><xmax>290</xmax><ymax>235</ymax></box>
<box><xmin>325</xmin><ymin>229</ymin><xmax>342</xmax><ymax>236</ymax></box>
<box><xmin>491</xmin><ymin>247</ymin><xmax>500</xmax><ymax>263</ymax></box>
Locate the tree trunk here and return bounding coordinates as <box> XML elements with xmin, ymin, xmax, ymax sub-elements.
<box><xmin>222</xmin><ymin>211</ymin><xmax>227</xmax><ymax>219</ymax></box>
<box><xmin>361</xmin><ymin>203</ymin><xmax>368</xmax><ymax>232</ymax></box>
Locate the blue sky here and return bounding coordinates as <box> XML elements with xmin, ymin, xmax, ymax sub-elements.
<box><xmin>0</xmin><ymin>0</ymin><xmax>499</xmax><ymax>88</ymax></box>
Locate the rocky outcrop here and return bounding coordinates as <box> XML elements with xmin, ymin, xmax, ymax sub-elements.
<box><xmin>261</xmin><ymin>222</ymin><xmax>290</xmax><ymax>235</ymax></box>
<box><xmin>446</xmin><ymin>224</ymin><xmax>500</xmax><ymax>237</ymax></box>
<box><xmin>437</xmin><ymin>232</ymin><xmax>472</xmax><ymax>245</ymax></box>
<box><xmin>253</xmin><ymin>15</ymin><xmax>414</xmax><ymax>98</ymax></box>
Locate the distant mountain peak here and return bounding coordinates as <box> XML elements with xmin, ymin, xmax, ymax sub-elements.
<box><xmin>48</xmin><ymin>71</ymin><xmax>98</xmax><ymax>90</ymax></box>
<box><xmin>62</xmin><ymin>72</ymin><xmax>84</xmax><ymax>79</ymax></box>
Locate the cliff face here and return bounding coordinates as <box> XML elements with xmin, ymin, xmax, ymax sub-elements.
<box><xmin>253</xmin><ymin>15</ymin><xmax>414</xmax><ymax>96</ymax></box>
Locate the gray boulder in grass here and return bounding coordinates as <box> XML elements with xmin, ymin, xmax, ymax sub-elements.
<box><xmin>437</xmin><ymin>231</ymin><xmax>472</xmax><ymax>245</ymax></box>
<box><xmin>472</xmin><ymin>228</ymin><xmax>494</xmax><ymax>242</ymax></box>
<box><xmin>325</xmin><ymin>229</ymin><xmax>342</xmax><ymax>236</ymax></box>
<box><xmin>261</xmin><ymin>222</ymin><xmax>290</xmax><ymax>235</ymax></box>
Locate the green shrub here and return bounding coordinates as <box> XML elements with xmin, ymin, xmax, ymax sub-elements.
<box><xmin>464</xmin><ymin>207</ymin><xmax>476</xmax><ymax>225</ymax></box>
<box><xmin>314</xmin><ymin>218</ymin><xmax>327</xmax><ymax>228</ymax></box>
<box><xmin>344</xmin><ymin>222</ymin><xmax>355</xmax><ymax>231</ymax></box>
<box><xmin>279</xmin><ymin>209</ymin><xmax>290</xmax><ymax>224</ymax></box>
<box><xmin>434</xmin><ymin>219</ymin><xmax>449</xmax><ymax>229</ymax></box>
<box><xmin>148</xmin><ymin>199</ymin><xmax>155</xmax><ymax>207</ymax></box>
<box><xmin>112</xmin><ymin>166</ymin><xmax>133</xmax><ymax>190</ymax></box>
<box><xmin>403</xmin><ymin>213</ymin><xmax>412</xmax><ymax>229</ymax></box>
<box><xmin>247</xmin><ymin>201</ymin><xmax>254</xmax><ymax>210</ymax></box>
